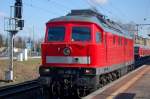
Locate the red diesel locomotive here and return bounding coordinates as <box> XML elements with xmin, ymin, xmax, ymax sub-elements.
<box><xmin>39</xmin><ymin>9</ymin><xmax>134</xmax><ymax>95</ymax></box>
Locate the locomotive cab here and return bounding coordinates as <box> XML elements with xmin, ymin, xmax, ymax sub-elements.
<box><xmin>39</xmin><ymin>21</ymin><xmax>101</xmax><ymax>92</ymax></box>
<box><xmin>41</xmin><ymin>22</ymin><xmax>94</xmax><ymax>67</ymax></box>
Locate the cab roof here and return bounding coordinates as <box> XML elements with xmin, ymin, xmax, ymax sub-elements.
<box><xmin>47</xmin><ymin>9</ymin><xmax>134</xmax><ymax>39</ymax></box>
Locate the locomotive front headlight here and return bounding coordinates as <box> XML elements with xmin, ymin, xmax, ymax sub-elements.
<box><xmin>85</xmin><ymin>69</ymin><xmax>91</xmax><ymax>74</ymax></box>
<box><xmin>63</xmin><ymin>47</ymin><xmax>71</xmax><ymax>56</ymax></box>
<box><xmin>83</xmin><ymin>68</ymin><xmax>96</xmax><ymax>75</ymax></box>
<box><xmin>39</xmin><ymin>67</ymin><xmax>51</xmax><ymax>75</ymax></box>
<box><xmin>44</xmin><ymin>68</ymin><xmax>50</xmax><ymax>73</ymax></box>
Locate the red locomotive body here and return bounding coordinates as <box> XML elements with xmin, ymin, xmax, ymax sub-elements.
<box><xmin>39</xmin><ymin>9</ymin><xmax>134</xmax><ymax>95</ymax></box>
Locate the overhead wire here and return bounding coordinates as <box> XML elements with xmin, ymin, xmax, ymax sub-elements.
<box><xmin>47</xmin><ymin>0</ymin><xmax>71</xmax><ymax>11</ymax></box>
<box><xmin>85</xmin><ymin>0</ymin><xmax>136</xmax><ymax>24</ymax></box>
<box><xmin>20</xmin><ymin>0</ymin><xmax>60</xmax><ymax>39</ymax></box>
<box><xmin>24</xmin><ymin>0</ymin><xmax>81</xmax><ymax>17</ymax></box>
<box><xmin>144</xmin><ymin>0</ymin><xmax>150</xmax><ymax>21</ymax></box>
<box><xmin>85</xmin><ymin>1</ymin><xmax>113</xmax><ymax>16</ymax></box>
<box><xmin>23</xmin><ymin>2</ymin><xmax>61</xmax><ymax>16</ymax></box>
<box><xmin>85</xmin><ymin>0</ymin><xmax>122</xmax><ymax>21</ymax></box>
<box><xmin>45</xmin><ymin>0</ymin><xmax>90</xmax><ymax>13</ymax></box>
<box><xmin>108</xmin><ymin>1</ymin><xmax>130</xmax><ymax>21</ymax></box>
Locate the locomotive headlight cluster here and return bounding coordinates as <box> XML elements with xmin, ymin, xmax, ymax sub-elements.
<box><xmin>63</xmin><ymin>47</ymin><xmax>71</xmax><ymax>56</ymax></box>
<box><xmin>85</xmin><ymin>69</ymin><xmax>91</xmax><ymax>74</ymax></box>
<box><xmin>39</xmin><ymin>67</ymin><xmax>51</xmax><ymax>75</ymax></box>
<box><xmin>83</xmin><ymin>68</ymin><xmax>96</xmax><ymax>75</ymax></box>
<box><xmin>44</xmin><ymin>68</ymin><xmax>50</xmax><ymax>73</ymax></box>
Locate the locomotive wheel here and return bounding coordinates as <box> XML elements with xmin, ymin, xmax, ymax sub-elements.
<box><xmin>76</xmin><ymin>87</ymin><xmax>89</xmax><ymax>98</ymax></box>
<box><xmin>99</xmin><ymin>75</ymin><xmax>107</xmax><ymax>87</ymax></box>
<box><xmin>42</xmin><ymin>86</ymin><xmax>52</xmax><ymax>99</ymax></box>
<box><xmin>106</xmin><ymin>74</ymin><xmax>111</xmax><ymax>83</ymax></box>
<box><xmin>112</xmin><ymin>72</ymin><xmax>117</xmax><ymax>80</ymax></box>
<box><xmin>117</xmin><ymin>70</ymin><xmax>121</xmax><ymax>78</ymax></box>
<box><xmin>51</xmin><ymin>82</ymin><xmax>61</xmax><ymax>96</ymax></box>
<box><xmin>131</xmin><ymin>65</ymin><xmax>134</xmax><ymax>70</ymax></box>
<box><xmin>108</xmin><ymin>73</ymin><xmax>113</xmax><ymax>82</ymax></box>
<box><xmin>102</xmin><ymin>76</ymin><xmax>108</xmax><ymax>85</ymax></box>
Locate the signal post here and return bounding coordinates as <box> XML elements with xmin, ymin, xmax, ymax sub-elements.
<box><xmin>4</xmin><ymin>0</ymin><xmax>24</xmax><ymax>81</ymax></box>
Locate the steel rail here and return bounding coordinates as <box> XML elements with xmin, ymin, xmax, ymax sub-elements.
<box><xmin>0</xmin><ymin>79</ymin><xmax>41</xmax><ymax>98</ymax></box>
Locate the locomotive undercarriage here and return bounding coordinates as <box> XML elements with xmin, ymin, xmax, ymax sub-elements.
<box><xmin>97</xmin><ymin>64</ymin><xmax>134</xmax><ymax>89</ymax></box>
<box><xmin>39</xmin><ymin>67</ymin><xmax>97</xmax><ymax>97</ymax></box>
<box><xmin>39</xmin><ymin>64</ymin><xmax>134</xmax><ymax>97</ymax></box>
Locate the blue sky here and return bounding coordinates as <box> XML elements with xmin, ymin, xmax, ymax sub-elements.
<box><xmin>0</xmin><ymin>0</ymin><xmax>150</xmax><ymax>39</ymax></box>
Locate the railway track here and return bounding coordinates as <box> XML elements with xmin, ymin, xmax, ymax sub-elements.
<box><xmin>0</xmin><ymin>80</ymin><xmax>44</xmax><ymax>99</ymax></box>
<box><xmin>0</xmin><ymin>57</ymin><xmax>149</xmax><ymax>99</ymax></box>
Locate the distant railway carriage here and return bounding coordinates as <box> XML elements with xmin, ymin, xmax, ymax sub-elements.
<box><xmin>39</xmin><ymin>9</ymin><xmax>136</xmax><ymax>96</ymax></box>
<box><xmin>134</xmin><ymin>36</ymin><xmax>150</xmax><ymax>59</ymax></box>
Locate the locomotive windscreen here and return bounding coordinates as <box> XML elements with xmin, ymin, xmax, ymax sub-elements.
<box><xmin>48</xmin><ymin>26</ymin><xmax>65</xmax><ymax>41</ymax></box>
<box><xmin>72</xmin><ymin>27</ymin><xmax>91</xmax><ymax>41</ymax></box>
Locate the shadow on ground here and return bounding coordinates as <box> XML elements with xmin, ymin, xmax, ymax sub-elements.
<box><xmin>115</xmin><ymin>93</ymin><xmax>136</xmax><ymax>99</ymax></box>
<box><xmin>0</xmin><ymin>79</ymin><xmax>11</xmax><ymax>83</ymax></box>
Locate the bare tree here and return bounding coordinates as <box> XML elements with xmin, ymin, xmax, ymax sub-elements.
<box><xmin>14</xmin><ymin>36</ymin><xmax>26</xmax><ymax>48</ymax></box>
<box><xmin>0</xmin><ymin>34</ymin><xmax>4</xmax><ymax>48</ymax></box>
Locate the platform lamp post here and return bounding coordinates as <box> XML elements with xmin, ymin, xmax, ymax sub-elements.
<box><xmin>5</xmin><ymin>0</ymin><xmax>24</xmax><ymax>81</ymax></box>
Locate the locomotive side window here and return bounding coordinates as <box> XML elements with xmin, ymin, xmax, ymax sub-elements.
<box><xmin>124</xmin><ymin>39</ymin><xmax>127</xmax><ymax>45</ymax></box>
<box><xmin>120</xmin><ymin>38</ymin><xmax>122</xmax><ymax>46</ymax></box>
<box><xmin>118</xmin><ymin>37</ymin><xmax>122</xmax><ymax>46</ymax></box>
<box><xmin>96</xmin><ymin>32</ymin><xmax>101</xmax><ymax>43</ymax></box>
<box><xmin>113</xmin><ymin>35</ymin><xmax>115</xmax><ymax>44</ymax></box>
<box><xmin>72</xmin><ymin>27</ymin><xmax>91</xmax><ymax>41</ymax></box>
<box><xmin>48</xmin><ymin>26</ymin><xmax>65</xmax><ymax>41</ymax></box>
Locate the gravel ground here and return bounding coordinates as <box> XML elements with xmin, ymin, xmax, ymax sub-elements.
<box><xmin>0</xmin><ymin>58</ymin><xmax>41</xmax><ymax>87</ymax></box>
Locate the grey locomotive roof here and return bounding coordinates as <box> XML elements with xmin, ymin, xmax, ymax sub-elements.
<box><xmin>48</xmin><ymin>9</ymin><xmax>134</xmax><ymax>39</ymax></box>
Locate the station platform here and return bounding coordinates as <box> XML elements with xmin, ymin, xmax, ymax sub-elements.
<box><xmin>83</xmin><ymin>63</ymin><xmax>150</xmax><ymax>99</ymax></box>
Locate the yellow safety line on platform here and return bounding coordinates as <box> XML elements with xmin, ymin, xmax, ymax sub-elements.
<box><xmin>106</xmin><ymin>65</ymin><xmax>150</xmax><ymax>99</ymax></box>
